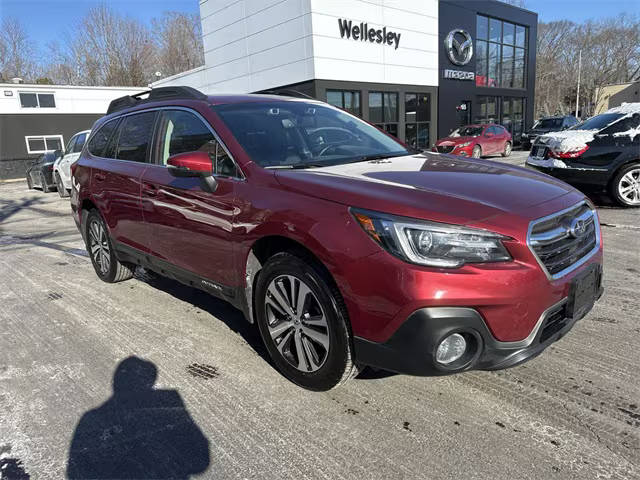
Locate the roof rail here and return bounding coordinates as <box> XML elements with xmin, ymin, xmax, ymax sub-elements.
<box><xmin>261</xmin><ymin>89</ymin><xmax>315</xmax><ymax>100</ymax></box>
<box><xmin>106</xmin><ymin>86</ymin><xmax>207</xmax><ymax>115</ymax></box>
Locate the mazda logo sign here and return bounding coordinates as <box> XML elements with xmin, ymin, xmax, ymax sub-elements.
<box><xmin>445</xmin><ymin>29</ymin><xmax>473</xmax><ymax>66</ymax></box>
<box><xmin>569</xmin><ymin>218</ymin><xmax>587</xmax><ymax>238</ymax></box>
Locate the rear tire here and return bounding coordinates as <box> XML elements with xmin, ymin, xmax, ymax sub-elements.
<box><xmin>610</xmin><ymin>163</ymin><xmax>640</xmax><ymax>207</ymax></box>
<box><xmin>472</xmin><ymin>145</ymin><xmax>482</xmax><ymax>158</ymax></box>
<box><xmin>255</xmin><ymin>252</ymin><xmax>358</xmax><ymax>391</ymax></box>
<box><xmin>86</xmin><ymin>210</ymin><xmax>134</xmax><ymax>282</ymax></box>
<box><xmin>40</xmin><ymin>172</ymin><xmax>52</xmax><ymax>193</ymax></box>
<box><xmin>501</xmin><ymin>141</ymin><xmax>512</xmax><ymax>157</ymax></box>
<box><xmin>55</xmin><ymin>173</ymin><xmax>69</xmax><ymax>198</ymax></box>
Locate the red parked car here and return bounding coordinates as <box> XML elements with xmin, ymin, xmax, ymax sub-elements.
<box><xmin>71</xmin><ymin>87</ymin><xmax>603</xmax><ymax>391</ymax></box>
<box><xmin>433</xmin><ymin>124</ymin><xmax>512</xmax><ymax>158</ymax></box>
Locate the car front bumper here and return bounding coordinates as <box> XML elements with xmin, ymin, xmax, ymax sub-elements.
<box><xmin>354</xmin><ymin>266</ymin><xmax>603</xmax><ymax>376</ymax></box>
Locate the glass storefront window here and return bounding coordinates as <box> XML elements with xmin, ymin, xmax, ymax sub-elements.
<box><xmin>501</xmin><ymin>97</ymin><xmax>525</xmax><ymax>142</ymax></box>
<box><xmin>326</xmin><ymin>89</ymin><xmax>361</xmax><ymax>117</ymax></box>
<box><xmin>515</xmin><ymin>25</ymin><xmax>526</xmax><ymax>47</ymax></box>
<box><xmin>489</xmin><ymin>18</ymin><xmax>501</xmax><ymax>42</ymax></box>
<box><xmin>405</xmin><ymin>93</ymin><xmax>430</xmax><ymax>149</ymax></box>
<box><xmin>476</xmin><ymin>40</ymin><xmax>488</xmax><ymax>86</ymax></box>
<box><xmin>475</xmin><ymin>15</ymin><xmax>527</xmax><ymax>89</ymax></box>
<box><xmin>474</xmin><ymin>96</ymin><xmax>499</xmax><ymax>124</ymax></box>
<box><xmin>502</xmin><ymin>45</ymin><xmax>514</xmax><ymax>88</ymax></box>
<box><xmin>477</xmin><ymin>15</ymin><xmax>488</xmax><ymax>40</ymax></box>
<box><xmin>369</xmin><ymin>91</ymin><xmax>398</xmax><ymax>137</ymax></box>
<box><xmin>514</xmin><ymin>48</ymin><xmax>525</xmax><ymax>88</ymax></box>
<box><xmin>503</xmin><ymin>22</ymin><xmax>515</xmax><ymax>45</ymax></box>
<box><xmin>488</xmin><ymin>43</ymin><xmax>500</xmax><ymax>87</ymax></box>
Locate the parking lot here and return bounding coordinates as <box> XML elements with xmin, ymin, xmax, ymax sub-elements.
<box><xmin>0</xmin><ymin>153</ymin><xmax>639</xmax><ymax>479</ymax></box>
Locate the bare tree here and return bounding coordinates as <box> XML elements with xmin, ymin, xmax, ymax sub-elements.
<box><xmin>152</xmin><ymin>12</ymin><xmax>204</xmax><ymax>78</ymax></box>
<box><xmin>0</xmin><ymin>17</ymin><xmax>39</xmax><ymax>82</ymax></box>
<box><xmin>535</xmin><ymin>15</ymin><xmax>640</xmax><ymax>118</ymax></box>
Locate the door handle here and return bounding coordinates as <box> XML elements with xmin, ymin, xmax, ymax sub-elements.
<box><xmin>94</xmin><ymin>173</ymin><xmax>106</xmax><ymax>182</ymax></box>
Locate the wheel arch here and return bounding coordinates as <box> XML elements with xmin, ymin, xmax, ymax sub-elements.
<box><xmin>242</xmin><ymin>235</ymin><xmax>344</xmax><ymax>326</ymax></box>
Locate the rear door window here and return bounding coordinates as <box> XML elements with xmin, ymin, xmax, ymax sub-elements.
<box><xmin>115</xmin><ymin>111</ymin><xmax>157</xmax><ymax>163</ymax></box>
<box><xmin>73</xmin><ymin>133</ymin><xmax>88</xmax><ymax>153</ymax></box>
<box><xmin>88</xmin><ymin>120</ymin><xmax>119</xmax><ymax>157</ymax></box>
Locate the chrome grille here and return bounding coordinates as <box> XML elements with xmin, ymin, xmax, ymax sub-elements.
<box><xmin>528</xmin><ymin>202</ymin><xmax>599</xmax><ymax>278</ymax></box>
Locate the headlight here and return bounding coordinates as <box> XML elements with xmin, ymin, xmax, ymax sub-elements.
<box><xmin>457</xmin><ymin>141</ymin><xmax>472</xmax><ymax>148</ymax></box>
<box><xmin>352</xmin><ymin>208</ymin><xmax>512</xmax><ymax>268</ymax></box>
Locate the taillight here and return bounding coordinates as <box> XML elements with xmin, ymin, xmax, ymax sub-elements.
<box><xmin>549</xmin><ymin>145</ymin><xmax>589</xmax><ymax>159</ymax></box>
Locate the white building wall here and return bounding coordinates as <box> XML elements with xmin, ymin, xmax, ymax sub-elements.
<box><xmin>0</xmin><ymin>84</ymin><xmax>147</xmax><ymax>114</ymax></box>
<box><xmin>153</xmin><ymin>0</ymin><xmax>439</xmax><ymax>93</ymax></box>
<box><xmin>309</xmin><ymin>0</ymin><xmax>439</xmax><ymax>87</ymax></box>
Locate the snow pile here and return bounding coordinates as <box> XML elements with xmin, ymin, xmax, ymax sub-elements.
<box><xmin>537</xmin><ymin>129</ymin><xmax>598</xmax><ymax>152</ymax></box>
<box><xmin>526</xmin><ymin>156</ymin><xmax>568</xmax><ymax>168</ymax></box>
<box><xmin>607</xmin><ymin>102</ymin><xmax>640</xmax><ymax>141</ymax></box>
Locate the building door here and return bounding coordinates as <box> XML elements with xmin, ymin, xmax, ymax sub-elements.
<box><xmin>500</xmin><ymin>98</ymin><xmax>525</xmax><ymax>144</ymax></box>
<box><xmin>457</xmin><ymin>101</ymin><xmax>471</xmax><ymax>128</ymax></box>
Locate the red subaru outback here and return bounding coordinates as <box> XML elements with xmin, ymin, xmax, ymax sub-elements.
<box><xmin>71</xmin><ymin>87</ymin><xmax>603</xmax><ymax>391</ymax></box>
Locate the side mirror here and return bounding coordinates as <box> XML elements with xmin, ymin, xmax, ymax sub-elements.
<box><xmin>485</xmin><ymin>132</ymin><xmax>494</xmax><ymax>138</ymax></box>
<box><xmin>167</xmin><ymin>151</ymin><xmax>213</xmax><ymax>178</ymax></box>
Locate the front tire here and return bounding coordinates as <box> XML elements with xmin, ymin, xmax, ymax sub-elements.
<box><xmin>610</xmin><ymin>163</ymin><xmax>640</xmax><ymax>207</ymax></box>
<box><xmin>471</xmin><ymin>145</ymin><xmax>482</xmax><ymax>158</ymax></box>
<box><xmin>255</xmin><ymin>252</ymin><xmax>358</xmax><ymax>391</ymax></box>
<box><xmin>501</xmin><ymin>141</ymin><xmax>512</xmax><ymax>157</ymax></box>
<box><xmin>86</xmin><ymin>210</ymin><xmax>134</xmax><ymax>282</ymax></box>
<box><xmin>56</xmin><ymin>173</ymin><xmax>69</xmax><ymax>198</ymax></box>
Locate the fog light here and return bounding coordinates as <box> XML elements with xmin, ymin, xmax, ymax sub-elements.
<box><xmin>436</xmin><ymin>333</ymin><xmax>467</xmax><ymax>364</ymax></box>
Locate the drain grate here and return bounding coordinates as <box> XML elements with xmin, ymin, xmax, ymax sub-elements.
<box><xmin>186</xmin><ymin>363</ymin><xmax>219</xmax><ymax>380</ymax></box>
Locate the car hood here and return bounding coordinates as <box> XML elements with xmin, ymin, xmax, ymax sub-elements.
<box><xmin>436</xmin><ymin>135</ymin><xmax>476</xmax><ymax>145</ymax></box>
<box><xmin>274</xmin><ymin>152</ymin><xmax>580</xmax><ymax>228</ymax></box>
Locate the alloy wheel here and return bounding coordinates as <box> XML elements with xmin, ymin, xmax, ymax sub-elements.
<box><xmin>88</xmin><ymin>219</ymin><xmax>111</xmax><ymax>275</ymax></box>
<box><xmin>618</xmin><ymin>168</ymin><xmax>640</xmax><ymax>205</ymax></box>
<box><xmin>504</xmin><ymin>142</ymin><xmax>512</xmax><ymax>156</ymax></box>
<box><xmin>265</xmin><ymin>275</ymin><xmax>330</xmax><ymax>372</ymax></box>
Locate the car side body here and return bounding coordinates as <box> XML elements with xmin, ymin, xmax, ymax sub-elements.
<box><xmin>26</xmin><ymin>151</ymin><xmax>62</xmax><ymax>192</ymax></box>
<box><xmin>526</xmin><ymin>103</ymin><xmax>640</xmax><ymax>206</ymax></box>
<box><xmin>71</xmin><ymin>88</ymin><xmax>604</xmax><ymax>390</ymax></box>
<box><xmin>433</xmin><ymin>124</ymin><xmax>512</xmax><ymax>158</ymax></box>
<box><xmin>54</xmin><ymin>130</ymin><xmax>90</xmax><ymax>196</ymax></box>
<box><xmin>521</xmin><ymin>115</ymin><xmax>579</xmax><ymax>149</ymax></box>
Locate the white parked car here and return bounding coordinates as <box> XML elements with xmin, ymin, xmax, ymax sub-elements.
<box><xmin>53</xmin><ymin>129</ymin><xmax>90</xmax><ymax>198</ymax></box>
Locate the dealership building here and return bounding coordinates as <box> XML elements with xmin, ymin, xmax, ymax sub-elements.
<box><xmin>154</xmin><ymin>0</ymin><xmax>537</xmax><ymax>148</ymax></box>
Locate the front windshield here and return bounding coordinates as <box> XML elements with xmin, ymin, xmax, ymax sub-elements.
<box><xmin>534</xmin><ymin>118</ymin><xmax>563</xmax><ymax>129</ymax></box>
<box><xmin>451</xmin><ymin>126</ymin><xmax>483</xmax><ymax>137</ymax></box>
<box><xmin>213</xmin><ymin>101</ymin><xmax>410</xmax><ymax>168</ymax></box>
<box><xmin>571</xmin><ymin>113</ymin><xmax>624</xmax><ymax>131</ymax></box>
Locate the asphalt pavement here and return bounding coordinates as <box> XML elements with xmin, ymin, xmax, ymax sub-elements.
<box><xmin>1</xmin><ymin>154</ymin><xmax>639</xmax><ymax>479</ymax></box>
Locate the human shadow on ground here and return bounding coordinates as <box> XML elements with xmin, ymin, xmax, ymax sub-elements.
<box><xmin>66</xmin><ymin>356</ymin><xmax>210</xmax><ymax>479</ymax></box>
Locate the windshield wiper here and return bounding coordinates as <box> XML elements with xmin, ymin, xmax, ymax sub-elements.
<box><xmin>265</xmin><ymin>163</ymin><xmax>326</xmax><ymax>170</ymax></box>
<box><xmin>352</xmin><ymin>152</ymin><xmax>411</xmax><ymax>163</ymax></box>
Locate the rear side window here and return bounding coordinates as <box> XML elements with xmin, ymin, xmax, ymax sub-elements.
<box><xmin>115</xmin><ymin>111</ymin><xmax>157</xmax><ymax>163</ymax></box>
<box><xmin>73</xmin><ymin>133</ymin><xmax>87</xmax><ymax>153</ymax></box>
<box><xmin>88</xmin><ymin>120</ymin><xmax>119</xmax><ymax>157</ymax></box>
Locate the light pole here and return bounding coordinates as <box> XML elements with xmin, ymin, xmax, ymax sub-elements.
<box><xmin>575</xmin><ymin>49</ymin><xmax>582</xmax><ymax>119</ymax></box>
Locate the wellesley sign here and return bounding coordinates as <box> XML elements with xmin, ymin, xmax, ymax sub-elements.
<box><xmin>337</xmin><ymin>19</ymin><xmax>401</xmax><ymax>49</ymax></box>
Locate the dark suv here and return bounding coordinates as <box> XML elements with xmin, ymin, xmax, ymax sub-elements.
<box><xmin>521</xmin><ymin>115</ymin><xmax>579</xmax><ymax>149</ymax></box>
<box><xmin>71</xmin><ymin>87</ymin><xmax>603</xmax><ymax>390</ymax></box>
